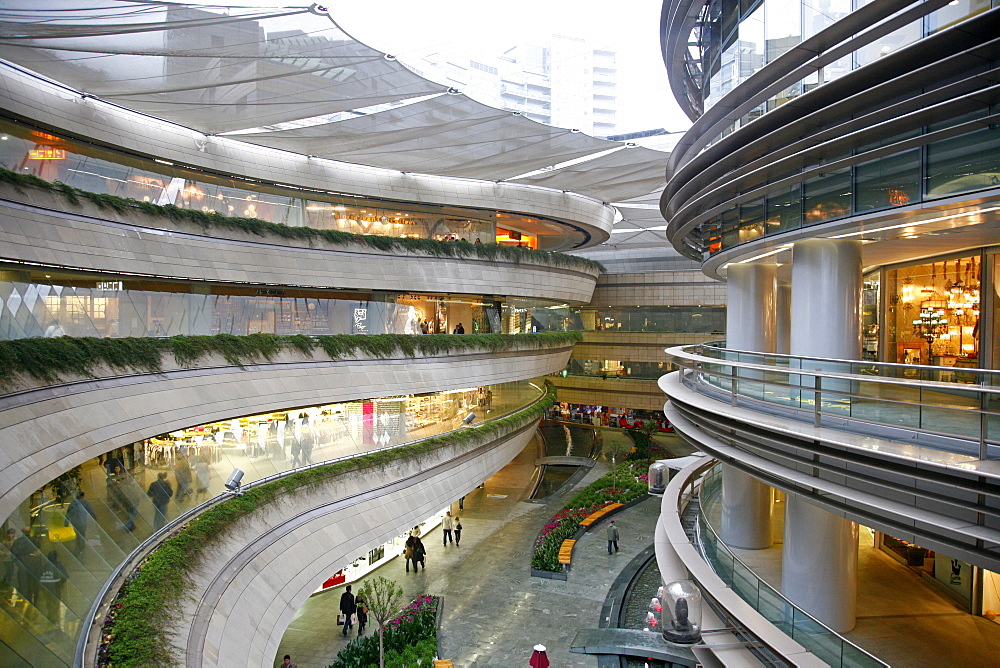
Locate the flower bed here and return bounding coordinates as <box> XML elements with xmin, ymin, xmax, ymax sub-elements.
<box><xmin>329</xmin><ymin>595</ymin><xmax>440</xmax><ymax>668</ymax></box>
<box><xmin>531</xmin><ymin>460</ymin><xmax>650</xmax><ymax>572</ymax></box>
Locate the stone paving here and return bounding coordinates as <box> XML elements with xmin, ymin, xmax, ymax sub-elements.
<box><xmin>274</xmin><ymin>434</ymin><xmax>665</xmax><ymax>668</ymax></box>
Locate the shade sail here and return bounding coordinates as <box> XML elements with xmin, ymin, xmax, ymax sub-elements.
<box><xmin>0</xmin><ymin>2</ymin><xmax>445</xmax><ymax>133</ymax></box>
<box><xmin>0</xmin><ymin>1</ymin><xmax>672</xmax><ymax>213</ymax></box>
<box><xmin>508</xmin><ymin>146</ymin><xmax>668</xmax><ymax>202</ymax></box>
<box><xmin>239</xmin><ymin>93</ymin><xmax>618</xmax><ymax>180</ymax></box>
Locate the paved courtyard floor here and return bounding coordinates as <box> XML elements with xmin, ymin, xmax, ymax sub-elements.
<box><xmin>274</xmin><ymin>434</ymin><xmax>663</xmax><ymax>667</ymax></box>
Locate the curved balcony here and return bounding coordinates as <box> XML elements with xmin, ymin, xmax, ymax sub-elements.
<box><xmin>660</xmin><ymin>344</ymin><xmax>1000</xmax><ymax>572</ymax></box>
<box><xmin>0</xmin><ymin>179</ymin><xmax>600</xmax><ymax>304</ymax></box>
<box><xmin>80</xmin><ymin>394</ymin><xmax>545</xmax><ymax>667</ymax></box>
<box><xmin>0</xmin><ymin>334</ymin><xmax>575</xmax><ymax>523</ymax></box>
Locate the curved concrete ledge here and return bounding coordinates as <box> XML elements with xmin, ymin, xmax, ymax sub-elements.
<box><xmin>660</xmin><ymin>372</ymin><xmax>1000</xmax><ymax>572</ymax></box>
<box><xmin>0</xmin><ymin>64</ymin><xmax>614</xmax><ymax>248</ymax></box>
<box><xmin>0</xmin><ymin>343</ymin><xmax>573</xmax><ymax>523</ymax></box>
<box><xmin>654</xmin><ymin>459</ymin><xmax>825</xmax><ymax>667</ymax></box>
<box><xmin>168</xmin><ymin>420</ymin><xmax>538</xmax><ymax>667</ymax></box>
<box><xmin>0</xmin><ymin>185</ymin><xmax>599</xmax><ymax>303</ymax></box>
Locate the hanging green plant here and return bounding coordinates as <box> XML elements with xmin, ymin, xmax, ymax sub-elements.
<box><xmin>0</xmin><ymin>166</ymin><xmax>605</xmax><ymax>273</ymax></box>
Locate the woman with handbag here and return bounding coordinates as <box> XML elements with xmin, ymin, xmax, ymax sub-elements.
<box><xmin>355</xmin><ymin>594</ymin><xmax>368</xmax><ymax>635</ymax></box>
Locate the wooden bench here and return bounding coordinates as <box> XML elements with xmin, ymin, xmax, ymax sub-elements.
<box><xmin>558</xmin><ymin>539</ymin><xmax>576</xmax><ymax>566</ymax></box>
<box><xmin>433</xmin><ymin>660</ymin><xmax>454</xmax><ymax>668</ymax></box>
<box><xmin>579</xmin><ymin>502</ymin><xmax>623</xmax><ymax>527</ymax></box>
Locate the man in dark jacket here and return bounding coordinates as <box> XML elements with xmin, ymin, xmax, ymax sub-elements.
<box><xmin>339</xmin><ymin>584</ymin><xmax>356</xmax><ymax>636</ymax></box>
<box><xmin>66</xmin><ymin>491</ymin><xmax>96</xmax><ymax>556</ymax></box>
<box><xmin>147</xmin><ymin>472</ymin><xmax>174</xmax><ymax>531</ymax></box>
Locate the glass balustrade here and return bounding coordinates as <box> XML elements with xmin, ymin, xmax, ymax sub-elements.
<box><xmin>695</xmin><ymin>466</ymin><xmax>888</xmax><ymax>668</ymax></box>
<box><xmin>673</xmin><ymin>344</ymin><xmax>1000</xmax><ymax>460</ymax></box>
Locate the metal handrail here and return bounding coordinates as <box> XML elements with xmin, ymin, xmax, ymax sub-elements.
<box><xmin>665</xmin><ymin>344</ymin><xmax>1000</xmax><ymax>460</ymax></box>
<box><xmin>74</xmin><ymin>385</ymin><xmax>547</xmax><ymax>667</ymax></box>
<box><xmin>696</xmin><ymin>465</ymin><xmax>889</xmax><ymax>668</ymax></box>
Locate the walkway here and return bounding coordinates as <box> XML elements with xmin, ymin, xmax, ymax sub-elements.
<box><xmin>274</xmin><ymin>434</ymin><xmax>664</xmax><ymax>667</ymax></box>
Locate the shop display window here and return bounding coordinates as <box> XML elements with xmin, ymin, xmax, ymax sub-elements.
<box><xmin>886</xmin><ymin>254</ymin><xmax>981</xmax><ymax>371</ymax></box>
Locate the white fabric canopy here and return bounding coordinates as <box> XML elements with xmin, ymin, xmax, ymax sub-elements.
<box><xmin>0</xmin><ymin>1</ymin><xmax>671</xmax><ymax>210</ymax></box>
<box><xmin>0</xmin><ymin>2</ymin><xmax>444</xmax><ymax>133</ymax></box>
<box><xmin>239</xmin><ymin>93</ymin><xmax>618</xmax><ymax>180</ymax></box>
<box><xmin>508</xmin><ymin>146</ymin><xmax>668</xmax><ymax>202</ymax></box>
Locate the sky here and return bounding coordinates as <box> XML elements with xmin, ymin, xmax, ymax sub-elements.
<box><xmin>330</xmin><ymin>0</ymin><xmax>692</xmax><ymax>135</ymax></box>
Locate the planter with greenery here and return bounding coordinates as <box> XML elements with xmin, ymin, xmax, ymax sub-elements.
<box><xmin>329</xmin><ymin>593</ymin><xmax>440</xmax><ymax>668</ymax></box>
<box><xmin>0</xmin><ymin>166</ymin><xmax>604</xmax><ymax>274</ymax></box>
<box><xmin>95</xmin><ymin>383</ymin><xmax>555</xmax><ymax>667</ymax></box>
<box><xmin>531</xmin><ymin>459</ymin><xmax>650</xmax><ymax>573</ymax></box>
<box><xmin>0</xmin><ymin>331</ymin><xmax>583</xmax><ymax>391</ymax></box>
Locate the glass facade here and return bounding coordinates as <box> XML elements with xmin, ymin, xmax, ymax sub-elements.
<box><xmin>700</xmin><ymin>110</ymin><xmax>1000</xmax><ymax>255</ymax></box>
<box><xmin>696</xmin><ymin>0</ymin><xmax>991</xmax><ymax>118</ymax></box>
<box><xmin>0</xmin><ymin>119</ymin><xmax>582</xmax><ymax>250</ymax></box>
<box><xmin>526</xmin><ymin>306</ymin><xmax>726</xmax><ymax>334</ymax></box>
<box><xmin>0</xmin><ymin>379</ymin><xmax>540</xmax><ymax>666</ymax></box>
<box><xmin>0</xmin><ymin>270</ymin><xmax>523</xmax><ymax>340</ymax></box>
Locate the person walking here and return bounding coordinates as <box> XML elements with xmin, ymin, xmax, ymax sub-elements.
<box><xmin>442</xmin><ymin>511</ymin><xmax>454</xmax><ymax>546</ymax></box>
<box><xmin>454</xmin><ymin>516</ymin><xmax>463</xmax><ymax>547</ymax></box>
<box><xmin>404</xmin><ymin>535</ymin><xmax>416</xmax><ymax>573</ymax></box>
<box><xmin>355</xmin><ymin>594</ymin><xmax>368</xmax><ymax>635</ymax></box>
<box><xmin>413</xmin><ymin>536</ymin><xmax>426</xmax><ymax>570</ymax></box>
<box><xmin>607</xmin><ymin>519</ymin><xmax>620</xmax><ymax>554</ymax></box>
<box><xmin>173</xmin><ymin>458</ymin><xmax>192</xmax><ymax>502</ymax></box>
<box><xmin>147</xmin><ymin>471</ymin><xmax>174</xmax><ymax>531</ymax></box>
<box><xmin>39</xmin><ymin>550</ymin><xmax>67</xmax><ymax>620</ymax></box>
<box><xmin>280</xmin><ymin>654</ymin><xmax>297</xmax><ymax>667</ymax></box>
<box><xmin>339</xmin><ymin>584</ymin><xmax>356</xmax><ymax>636</ymax></box>
<box><xmin>453</xmin><ymin>322</ymin><xmax>465</xmax><ymax>334</ymax></box>
<box><xmin>66</xmin><ymin>491</ymin><xmax>96</xmax><ymax>557</ymax></box>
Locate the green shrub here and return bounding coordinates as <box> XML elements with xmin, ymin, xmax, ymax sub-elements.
<box><xmin>0</xmin><ymin>165</ymin><xmax>604</xmax><ymax>274</ymax></box>
<box><xmin>531</xmin><ymin>460</ymin><xmax>648</xmax><ymax>572</ymax></box>
<box><xmin>100</xmin><ymin>387</ymin><xmax>554</xmax><ymax>666</ymax></box>
<box><xmin>0</xmin><ymin>331</ymin><xmax>582</xmax><ymax>391</ymax></box>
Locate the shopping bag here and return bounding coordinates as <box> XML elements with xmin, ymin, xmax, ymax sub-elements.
<box><xmin>337</xmin><ymin>613</ymin><xmax>346</xmax><ymax>625</ymax></box>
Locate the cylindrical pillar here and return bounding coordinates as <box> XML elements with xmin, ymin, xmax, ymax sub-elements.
<box><xmin>782</xmin><ymin>494</ymin><xmax>858</xmax><ymax>632</ymax></box>
<box><xmin>725</xmin><ymin>263</ymin><xmax>777</xmax><ymax>353</ymax></box>
<box><xmin>783</xmin><ymin>238</ymin><xmax>862</xmax><ymax>631</ymax></box>
<box><xmin>721</xmin><ymin>263</ymin><xmax>777</xmax><ymax>549</ymax></box>
<box><xmin>775</xmin><ymin>283</ymin><xmax>791</xmax><ymax>355</ymax></box>
<box><xmin>721</xmin><ymin>465</ymin><xmax>773</xmax><ymax>549</ymax></box>
<box><xmin>789</xmin><ymin>239</ymin><xmax>862</xmax><ymax>360</ymax></box>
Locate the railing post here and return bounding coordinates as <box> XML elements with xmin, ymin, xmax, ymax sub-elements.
<box><xmin>814</xmin><ymin>373</ymin><xmax>822</xmax><ymax>427</ymax></box>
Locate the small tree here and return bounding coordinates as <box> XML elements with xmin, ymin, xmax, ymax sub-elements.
<box><xmin>603</xmin><ymin>436</ymin><xmax>633</xmax><ymax>494</ymax></box>
<box><xmin>357</xmin><ymin>575</ymin><xmax>404</xmax><ymax>668</ymax></box>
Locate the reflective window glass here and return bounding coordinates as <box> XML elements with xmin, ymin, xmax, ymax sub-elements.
<box><xmin>765</xmin><ymin>185</ymin><xmax>801</xmax><ymax>235</ymax></box>
<box><xmin>855</xmin><ymin>150</ymin><xmax>921</xmax><ymax>213</ymax></box>
<box><xmin>803</xmin><ymin>169</ymin><xmax>851</xmax><ymax>224</ymax></box>
<box><xmin>925</xmin><ymin>127</ymin><xmax>1000</xmax><ymax>198</ymax></box>
<box><xmin>765</xmin><ymin>0</ymin><xmax>802</xmax><ymax>63</ymax></box>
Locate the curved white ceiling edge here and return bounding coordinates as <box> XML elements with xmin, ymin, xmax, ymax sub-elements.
<box><xmin>0</xmin><ymin>63</ymin><xmax>615</xmax><ymax>246</ymax></box>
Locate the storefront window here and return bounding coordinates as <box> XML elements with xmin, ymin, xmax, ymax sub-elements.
<box><xmin>885</xmin><ymin>255</ymin><xmax>981</xmax><ymax>369</ymax></box>
<box><xmin>0</xmin><ymin>119</ymin><xmax>578</xmax><ymax>250</ymax></box>
<box><xmin>862</xmin><ymin>272</ymin><xmax>880</xmax><ymax>362</ymax></box>
<box><xmin>0</xmin><ymin>380</ymin><xmax>540</xmax><ymax>665</ymax></box>
<box><xmin>854</xmin><ymin>150</ymin><xmax>921</xmax><ymax>213</ymax></box>
<box><xmin>573</xmin><ymin>306</ymin><xmax>726</xmax><ymax>334</ymax></box>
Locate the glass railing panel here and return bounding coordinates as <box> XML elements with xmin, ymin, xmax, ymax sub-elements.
<box><xmin>790</xmin><ymin>608</ymin><xmax>842</xmax><ymax>666</ymax></box>
<box><xmin>757</xmin><ymin>581</ymin><xmax>794</xmax><ymax>637</ymax></box>
<box><xmin>731</xmin><ymin>559</ymin><xmax>759</xmax><ymax>608</ymax></box>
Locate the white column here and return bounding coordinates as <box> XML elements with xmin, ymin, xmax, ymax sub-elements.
<box><xmin>783</xmin><ymin>238</ymin><xmax>862</xmax><ymax>631</ymax></box>
<box><xmin>789</xmin><ymin>239</ymin><xmax>862</xmax><ymax>359</ymax></box>
<box><xmin>721</xmin><ymin>263</ymin><xmax>777</xmax><ymax>549</ymax></box>
<box><xmin>775</xmin><ymin>283</ymin><xmax>791</xmax><ymax>355</ymax></box>
<box><xmin>782</xmin><ymin>494</ymin><xmax>858</xmax><ymax>632</ymax></box>
<box><xmin>725</xmin><ymin>263</ymin><xmax>777</xmax><ymax>352</ymax></box>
